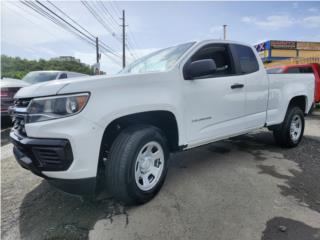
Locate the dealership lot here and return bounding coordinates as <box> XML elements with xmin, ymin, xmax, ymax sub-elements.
<box><xmin>1</xmin><ymin>113</ymin><xmax>320</xmax><ymax>240</ymax></box>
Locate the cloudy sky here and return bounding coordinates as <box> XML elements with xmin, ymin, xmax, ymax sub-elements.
<box><xmin>1</xmin><ymin>1</ymin><xmax>320</xmax><ymax>74</ymax></box>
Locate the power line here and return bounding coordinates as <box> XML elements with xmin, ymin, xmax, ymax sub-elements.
<box><xmin>6</xmin><ymin>2</ymin><xmax>71</xmax><ymax>50</ymax></box>
<box><xmin>46</xmin><ymin>0</ymin><xmax>95</xmax><ymax>39</ymax></box>
<box><xmin>81</xmin><ymin>1</ymin><xmax>116</xmax><ymax>38</ymax></box>
<box><xmin>99</xmin><ymin>1</ymin><xmax>120</xmax><ymax>30</ymax></box>
<box><xmin>35</xmin><ymin>0</ymin><xmax>95</xmax><ymax>44</ymax></box>
<box><xmin>20</xmin><ymin>0</ymin><xmax>122</xmax><ymax>71</ymax></box>
<box><xmin>81</xmin><ymin>1</ymin><xmax>137</xmax><ymax>62</ymax></box>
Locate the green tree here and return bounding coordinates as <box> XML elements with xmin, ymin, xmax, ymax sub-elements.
<box><xmin>1</xmin><ymin>55</ymin><xmax>93</xmax><ymax>79</ymax></box>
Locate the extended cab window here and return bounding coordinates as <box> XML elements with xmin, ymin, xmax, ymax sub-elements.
<box><xmin>190</xmin><ymin>44</ymin><xmax>235</xmax><ymax>78</ymax></box>
<box><xmin>233</xmin><ymin>45</ymin><xmax>259</xmax><ymax>74</ymax></box>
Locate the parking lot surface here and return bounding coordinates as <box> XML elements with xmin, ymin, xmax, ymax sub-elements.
<box><xmin>1</xmin><ymin>113</ymin><xmax>320</xmax><ymax>240</ymax></box>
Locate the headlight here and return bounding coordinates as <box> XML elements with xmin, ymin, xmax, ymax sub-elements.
<box><xmin>27</xmin><ymin>93</ymin><xmax>89</xmax><ymax>123</ymax></box>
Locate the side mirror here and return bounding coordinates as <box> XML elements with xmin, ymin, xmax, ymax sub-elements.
<box><xmin>184</xmin><ymin>59</ymin><xmax>217</xmax><ymax>80</ymax></box>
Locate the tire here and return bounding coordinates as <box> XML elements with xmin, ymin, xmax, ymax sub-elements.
<box><xmin>308</xmin><ymin>103</ymin><xmax>315</xmax><ymax>115</ymax></box>
<box><xmin>273</xmin><ymin>107</ymin><xmax>305</xmax><ymax>148</ymax></box>
<box><xmin>106</xmin><ymin>125</ymin><xmax>169</xmax><ymax>205</ymax></box>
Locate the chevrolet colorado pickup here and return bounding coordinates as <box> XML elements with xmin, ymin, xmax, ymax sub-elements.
<box><xmin>10</xmin><ymin>40</ymin><xmax>315</xmax><ymax>205</ymax></box>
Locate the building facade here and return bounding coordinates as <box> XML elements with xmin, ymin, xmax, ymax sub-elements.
<box><xmin>254</xmin><ymin>40</ymin><xmax>320</xmax><ymax>63</ymax></box>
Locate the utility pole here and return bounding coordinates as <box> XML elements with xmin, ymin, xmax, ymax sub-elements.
<box><xmin>96</xmin><ymin>37</ymin><xmax>100</xmax><ymax>64</ymax></box>
<box><xmin>121</xmin><ymin>10</ymin><xmax>126</xmax><ymax>68</ymax></box>
<box><xmin>223</xmin><ymin>25</ymin><xmax>227</xmax><ymax>40</ymax></box>
<box><xmin>95</xmin><ymin>37</ymin><xmax>101</xmax><ymax>75</ymax></box>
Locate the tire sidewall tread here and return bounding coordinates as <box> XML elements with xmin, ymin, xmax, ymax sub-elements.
<box><xmin>107</xmin><ymin>125</ymin><xmax>169</xmax><ymax>205</ymax></box>
<box><xmin>273</xmin><ymin>106</ymin><xmax>305</xmax><ymax>148</ymax></box>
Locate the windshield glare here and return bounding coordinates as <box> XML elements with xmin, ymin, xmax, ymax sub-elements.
<box><xmin>22</xmin><ymin>72</ymin><xmax>59</xmax><ymax>84</ymax></box>
<box><xmin>121</xmin><ymin>42</ymin><xmax>195</xmax><ymax>74</ymax></box>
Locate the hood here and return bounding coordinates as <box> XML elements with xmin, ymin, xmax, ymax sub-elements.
<box><xmin>14</xmin><ymin>79</ymin><xmax>70</xmax><ymax>99</ymax></box>
<box><xmin>1</xmin><ymin>79</ymin><xmax>30</xmax><ymax>88</ymax></box>
<box><xmin>14</xmin><ymin>72</ymin><xmax>170</xmax><ymax>99</ymax></box>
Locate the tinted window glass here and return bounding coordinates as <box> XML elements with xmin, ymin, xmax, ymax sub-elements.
<box><xmin>300</xmin><ymin>67</ymin><xmax>313</xmax><ymax>73</ymax></box>
<box><xmin>267</xmin><ymin>68</ymin><xmax>283</xmax><ymax>74</ymax></box>
<box><xmin>287</xmin><ymin>67</ymin><xmax>300</xmax><ymax>73</ymax></box>
<box><xmin>59</xmin><ymin>73</ymin><xmax>67</xmax><ymax>79</ymax></box>
<box><xmin>22</xmin><ymin>72</ymin><xmax>59</xmax><ymax>84</ymax></box>
<box><xmin>233</xmin><ymin>45</ymin><xmax>259</xmax><ymax>74</ymax></box>
<box><xmin>190</xmin><ymin>44</ymin><xmax>235</xmax><ymax>78</ymax></box>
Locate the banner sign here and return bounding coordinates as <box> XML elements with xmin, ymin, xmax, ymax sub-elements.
<box><xmin>255</xmin><ymin>42</ymin><xmax>266</xmax><ymax>52</ymax></box>
<box><xmin>297</xmin><ymin>42</ymin><xmax>320</xmax><ymax>50</ymax></box>
<box><xmin>271</xmin><ymin>41</ymin><xmax>296</xmax><ymax>49</ymax></box>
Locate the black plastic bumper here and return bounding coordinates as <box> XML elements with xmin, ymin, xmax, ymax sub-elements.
<box><xmin>10</xmin><ymin>131</ymin><xmax>96</xmax><ymax>195</ymax></box>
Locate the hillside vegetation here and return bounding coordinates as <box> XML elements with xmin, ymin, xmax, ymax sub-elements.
<box><xmin>1</xmin><ymin>55</ymin><xmax>93</xmax><ymax>79</ymax></box>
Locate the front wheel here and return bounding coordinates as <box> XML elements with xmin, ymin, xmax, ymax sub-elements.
<box><xmin>106</xmin><ymin>125</ymin><xmax>169</xmax><ymax>205</ymax></box>
<box><xmin>273</xmin><ymin>107</ymin><xmax>305</xmax><ymax>148</ymax></box>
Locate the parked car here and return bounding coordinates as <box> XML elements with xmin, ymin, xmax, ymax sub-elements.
<box><xmin>21</xmin><ymin>70</ymin><xmax>88</xmax><ymax>84</ymax></box>
<box><xmin>10</xmin><ymin>40</ymin><xmax>314</xmax><ymax>205</ymax></box>
<box><xmin>1</xmin><ymin>71</ymin><xmax>88</xmax><ymax>116</ymax></box>
<box><xmin>1</xmin><ymin>78</ymin><xmax>30</xmax><ymax>117</ymax></box>
<box><xmin>267</xmin><ymin>63</ymin><xmax>320</xmax><ymax>106</ymax></box>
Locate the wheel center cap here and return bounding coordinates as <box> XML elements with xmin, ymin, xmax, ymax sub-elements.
<box><xmin>140</xmin><ymin>157</ymin><xmax>151</xmax><ymax>173</ymax></box>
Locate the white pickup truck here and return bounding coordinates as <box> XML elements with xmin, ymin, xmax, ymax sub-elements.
<box><xmin>10</xmin><ymin>40</ymin><xmax>314</xmax><ymax>204</ymax></box>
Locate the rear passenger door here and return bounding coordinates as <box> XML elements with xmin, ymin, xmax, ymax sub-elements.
<box><xmin>230</xmin><ymin>44</ymin><xmax>269</xmax><ymax>129</ymax></box>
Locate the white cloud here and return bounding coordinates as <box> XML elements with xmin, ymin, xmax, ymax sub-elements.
<box><xmin>302</xmin><ymin>16</ymin><xmax>320</xmax><ymax>28</ymax></box>
<box><xmin>210</xmin><ymin>26</ymin><xmax>222</xmax><ymax>34</ymax></box>
<box><xmin>241</xmin><ymin>15</ymin><xmax>295</xmax><ymax>30</ymax></box>
<box><xmin>308</xmin><ymin>8</ymin><xmax>318</xmax><ymax>13</ymax></box>
<box><xmin>242</xmin><ymin>16</ymin><xmax>254</xmax><ymax>23</ymax></box>
<box><xmin>2</xmin><ymin>2</ymin><xmax>75</xmax><ymax>46</ymax></box>
<box><xmin>292</xmin><ymin>2</ymin><xmax>299</xmax><ymax>9</ymax></box>
<box><xmin>241</xmin><ymin>14</ymin><xmax>320</xmax><ymax>30</ymax></box>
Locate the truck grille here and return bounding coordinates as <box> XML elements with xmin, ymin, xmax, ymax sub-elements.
<box><xmin>11</xmin><ymin>98</ymin><xmax>33</xmax><ymax>136</ymax></box>
<box><xmin>13</xmin><ymin>98</ymin><xmax>32</xmax><ymax>108</ymax></box>
<box><xmin>12</xmin><ymin>114</ymin><xmax>27</xmax><ymax>136</ymax></box>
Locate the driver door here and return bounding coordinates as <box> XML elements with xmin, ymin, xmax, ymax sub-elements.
<box><xmin>182</xmin><ymin>44</ymin><xmax>246</xmax><ymax>147</ymax></box>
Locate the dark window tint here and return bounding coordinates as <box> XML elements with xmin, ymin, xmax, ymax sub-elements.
<box><xmin>190</xmin><ymin>44</ymin><xmax>235</xmax><ymax>78</ymax></box>
<box><xmin>299</xmin><ymin>67</ymin><xmax>313</xmax><ymax>73</ymax></box>
<box><xmin>233</xmin><ymin>45</ymin><xmax>259</xmax><ymax>74</ymax></box>
<box><xmin>267</xmin><ymin>68</ymin><xmax>283</xmax><ymax>74</ymax></box>
<box><xmin>287</xmin><ymin>67</ymin><xmax>300</xmax><ymax>73</ymax></box>
<box><xmin>21</xmin><ymin>72</ymin><xmax>59</xmax><ymax>84</ymax></box>
<box><xmin>59</xmin><ymin>73</ymin><xmax>68</xmax><ymax>79</ymax></box>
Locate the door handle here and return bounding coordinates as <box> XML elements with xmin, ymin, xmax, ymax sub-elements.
<box><xmin>231</xmin><ymin>83</ymin><xmax>244</xmax><ymax>89</ymax></box>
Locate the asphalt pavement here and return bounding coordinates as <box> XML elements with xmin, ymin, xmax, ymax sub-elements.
<box><xmin>1</xmin><ymin>113</ymin><xmax>320</xmax><ymax>240</ymax></box>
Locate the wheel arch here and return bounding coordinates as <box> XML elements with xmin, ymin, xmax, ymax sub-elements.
<box><xmin>287</xmin><ymin>95</ymin><xmax>308</xmax><ymax>114</ymax></box>
<box><xmin>99</xmin><ymin>110</ymin><xmax>181</xmax><ymax>158</ymax></box>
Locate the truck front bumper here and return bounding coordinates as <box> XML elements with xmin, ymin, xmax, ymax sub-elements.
<box><xmin>10</xmin><ymin>131</ymin><xmax>96</xmax><ymax>195</ymax></box>
<box><xmin>9</xmin><ymin>115</ymin><xmax>104</xmax><ymax>195</ymax></box>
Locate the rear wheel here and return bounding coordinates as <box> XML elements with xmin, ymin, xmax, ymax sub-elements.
<box><xmin>106</xmin><ymin>125</ymin><xmax>169</xmax><ymax>205</ymax></box>
<box><xmin>273</xmin><ymin>107</ymin><xmax>305</xmax><ymax>148</ymax></box>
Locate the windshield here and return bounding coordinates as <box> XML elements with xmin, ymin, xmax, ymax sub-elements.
<box><xmin>22</xmin><ymin>72</ymin><xmax>59</xmax><ymax>84</ymax></box>
<box><xmin>266</xmin><ymin>68</ymin><xmax>283</xmax><ymax>74</ymax></box>
<box><xmin>121</xmin><ymin>42</ymin><xmax>195</xmax><ymax>74</ymax></box>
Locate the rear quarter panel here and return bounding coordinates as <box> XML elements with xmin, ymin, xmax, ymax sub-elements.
<box><xmin>266</xmin><ymin>74</ymin><xmax>315</xmax><ymax>126</ymax></box>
